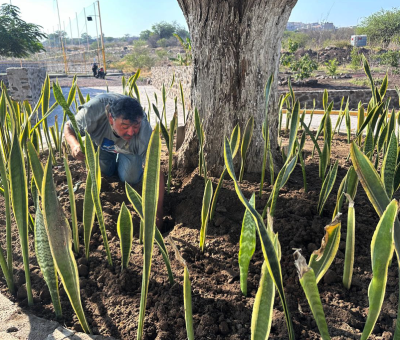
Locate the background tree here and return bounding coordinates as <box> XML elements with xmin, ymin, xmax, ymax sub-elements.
<box><xmin>151</xmin><ymin>21</ymin><xmax>176</xmax><ymax>40</ymax></box>
<box><xmin>0</xmin><ymin>4</ymin><xmax>46</xmax><ymax>57</ymax></box>
<box><xmin>357</xmin><ymin>8</ymin><xmax>400</xmax><ymax>47</ymax></box>
<box><xmin>124</xmin><ymin>40</ymin><xmax>154</xmax><ymax>69</ymax></box>
<box><xmin>139</xmin><ymin>29</ymin><xmax>152</xmax><ymax>41</ymax></box>
<box><xmin>81</xmin><ymin>33</ymin><xmax>93</xmax><ymax>44</ymax></box>
<box><xmin>176</xmin><ymin>0</ymin><xmax>297</xmax><ymax>175</ymax></box>
<box><xmin>139</xmin><ymin>21</ymin><xmax>189</xmax><ymax>48</ymax></box>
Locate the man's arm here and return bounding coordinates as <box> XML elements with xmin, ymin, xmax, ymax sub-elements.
<box><xmin>64</xmin><ymin>122</ymin><xmax>85</xmax><ymax>161</ymax></box>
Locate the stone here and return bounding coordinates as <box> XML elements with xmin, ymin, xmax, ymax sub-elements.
<box><xmin>205</xmin><ymin>265</ymin><xmax>214</xmax><ymax>274</ymax></box>
<box><xmin>17</xmin><ymin>284</ymin><xmax>27</xmax><ymax>299</ymax></box>
<box><xmin>214</xmin><ymin>216</ymin><xmax>226</xmax><ymax>227</ymax></box>
<box><xmin>389</xmin><ymin>293</ymin><xmax>398</xmax><ymax>304</ymax></box>
<box><xmin>73</xmin><ymin>323</ymin><xmax>83</xmax><ymax>332</ymax></box>
<box><xmin>78</xmin><ymin>264</ymin><xmax>89</xmax><ymax>277</ymax></box>
<box><xmin>176</xmin><ymin>318</ymin><xmax>185</xmax><ymax>327</ymax></box>
<box><xmin>216</xmin><ymin>206</ymin><xmax>227</xmax><ymax>213</ymax></box>
<box><xmin>14</xmin><ymin>269</ymin><xmax>25</xmax><ymax>286</ymax></box>
<box><xmin>77</xmin><ymin>257</ymin><xmax>88</xmax><ymax>266</ymax></box>
<box><xmin>219</xmin><ymin>321</ymin><xmax>230</xmax><ymax>335</ymax></box>
<box><xmin>159</xmin><ymin>321</ymin><xmax>169</xmax><ymax>331</ymax></box>
<box><xmin>6</xmin><ymin>326</ymin><xmax>18</xmax><ymax>333</ymax></box>
<box><xmin>40</xmin><ymin>286</ymin><xmax>51</xmax><ymax>301</ymax></box>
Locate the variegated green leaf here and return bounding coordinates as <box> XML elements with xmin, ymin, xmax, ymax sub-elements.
<box><xmin>42</xmin><ymin>156</ymin><xmax>90</xmax><ymax>333</ymax></box>
<box><xmin>199</xmin><ymin>179</ymin><xmax>213</xmax><ymax>252</ymax></box>
<box><xmin>125</xmin><ymin>182</ymin><xmax>174</xmax><ymax>284</ymax></box>
<box><xmin>251</xmin><ymin>261</ymin><xmax>275</xmax><ymax>340</ymax></box>
<box><xmin>34</xmin><ymin>204</ymin><xmax>62</xmax><ymax>317</ymax></box>
<box><xmin>343</xmin><ymin>194</ymin><xmax>355</xmax><ymax>290</ymax></box>
<box><xmin>287</xmin><ymin>101</ymin><xmax>300</xmax><ymax>158</ymax></box>
<box><xmin>117</xmin><ymin>202</ymin><xmax>133</xmax><ymax>270</ymax></box>
<box><xmin>210</xmin><ymin>124</ymin><xmax>241</xmax><ymax>221</ymax></box>
<box><xmin>0</xmin><ymin>132</ymin><xmax>13</xmax><ymax>293</ymax></box>
<box><xmin>239</xmin><ymin>194</ymin><xmax>256</xmax><ymax>296</ymax></box>
<box><xmin>361</xmin><ymin>199</ymin><xmax>396</xmax><ymax>340</ymax></box>
<box><xmin>63</xmin><ymin>156</ymin><xmax>79</xmax><ymax>253</ymax></box>
<box><xmin>381</xmin><ymin>131</ymin><xmax>397</xmax><ymax>198</ymax></box>
<box><xmin>53</xmin><ymin>83</ymin><xmax>84</xmax><ymax>153</ymax></box>
<box><xmin>350</xmin><ymin>141</ymin><xmax>400</xmax><ymax>255</ymax></box>
<box><xmin>239</xmin><ymin>116</ymin><xmax>254</xmax><ymax>182</ymax></box>
<box><xmin>318</xmin><ymin>161</ymin><xmax>339</xmax><ymax>215</ymax></box>
<box><xmin>167</xmin><ymin>113</ymin><xmax>177</xmax><ymax>193</ymax></box>
<box><xmin>184</xmin><ymin>266</ymin><xmax>194</xmax><ymax>340</ymax></box>
<box><xmin>9</xmin><ymin>129</ymin><xmax>33</xmax><ymax>305</ymax></box>
<box><xmin>85</xmin><ymin>133</ymin><xmax>112</xmax><ymax>265</ymax></box>
<box><xmin>137</xmin><ymin>124</ymin><xmax>161</xmax><ymax>340</ymax></box>
<box><xmin>295</xmin><ymin>250</ymin><xmax>331</xmax><ymax>340</ymax></box>
<box><xmin>83</xmin><ymin>170</ymin><xmax>96</xmax><ymax>259</ymax></box>
<box><xmin>224</xmin><ymin>137</ymin><xmax>294</xmax><ymax>340</ymax></box>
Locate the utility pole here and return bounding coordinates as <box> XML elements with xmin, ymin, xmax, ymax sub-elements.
<box><xmin>69</xmin><ymin>17</ymin><xmax>74</xmax><ymax>46</ymax></box>
<box><xmin>56</xmin><ymin>0</ymin><xmax>68</xmax><ymax>73</ymax></box>
<box><xmin>63</xmin><ymin>21</ymin><xmax>67</xmax><ymax>46</ymax></box>
<box><xmin>76</xmin><ymin>12</ymin><xmax>81</xmax><ymax>48</ymax></box>
<box><xmin>52</xmin><ymin>26</ymin><xmax>58</xmax><ymax>52</ymax></box>
<box><xmin>97</xmin><ymin>0</ymin><xmax>107</xmax><ymax>72</ymax></box>
<box><xmin>93</xmin><ymin>3</ymin><xmax>101</xmax><ymax>65</ymax></box>
<box><xmin>83</xmin><ymin>7</ymin><xmax>90</xmax><ymax>52</ymax></box>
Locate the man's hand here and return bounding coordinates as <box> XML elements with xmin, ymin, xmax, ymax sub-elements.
<box><xmin>64</xmin><ymin>122</ymin><xmax>85</xmax><ymax>162</ymax></box>
<box><xmin>71</xmin><ymin>144</ymin><xmax>85</xmax><ymax>161</ymax></box>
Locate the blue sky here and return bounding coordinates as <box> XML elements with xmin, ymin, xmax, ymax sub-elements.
<box><xmin>290</xmin><ymin>0</ymin><xmax>400</xmax><ymax>27</ymax></box>
<box><xmin>9</xmin><ymin>0</ymin><xmax>400</xmax><ymax>38</ymax></box>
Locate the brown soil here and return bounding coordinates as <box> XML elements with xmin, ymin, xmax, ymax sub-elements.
<box><xmin>0</xmin><ymin>133</ymin><xmax>398</xmax><ymax>340</ymax></box>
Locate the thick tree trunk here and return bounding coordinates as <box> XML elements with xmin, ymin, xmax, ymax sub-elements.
<box><xmin>176</xmin><ymin>0</ymin><xmax>297</xmax><ymax>177</ymax></box>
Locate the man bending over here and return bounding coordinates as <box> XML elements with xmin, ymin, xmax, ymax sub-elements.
<box><xmin>64</xmin><ymin>93</ymin><xmax>165</xmax><ymax>228</ymax></box>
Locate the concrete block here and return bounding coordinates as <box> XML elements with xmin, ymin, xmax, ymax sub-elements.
<box><xmin>6</xmin><ymin>67</ymin><xmax>46</xmax><ymax>105</ymax></box>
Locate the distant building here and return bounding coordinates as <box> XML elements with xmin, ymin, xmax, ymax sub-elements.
<box><xmin>286</xmin><ymin>21</ymin><xmax>336</xmax><ymax>31</ymax></box>
<box><xmin>286</xmin><ymin>22</ymin><xmax>304</xmax><ymax>31</ymax></box>
<box><xmin>322</xmin><ymin>22</ymin><xmax>335</xmax><ymax>31</ymax></box>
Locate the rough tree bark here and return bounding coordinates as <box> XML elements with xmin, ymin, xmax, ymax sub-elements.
<box><xmin>176</xmin><ymin>0</ymin><xmax>297</xmax><ymax>177</ymax></box>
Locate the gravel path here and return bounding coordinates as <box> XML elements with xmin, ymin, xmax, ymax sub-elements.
<box><xmin>47</xmin><ymin>83</ymin><xmax>185</xmax><ymax>129</ymax></box>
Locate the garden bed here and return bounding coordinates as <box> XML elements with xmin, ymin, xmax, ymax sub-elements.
<box><xmin>0</xmin><ymin>133</ymin><xmax>398</xmax><ymax>340</ymax></box>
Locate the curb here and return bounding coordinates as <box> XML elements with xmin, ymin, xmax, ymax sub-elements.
<box><xmin>0</xmin><ymin>292</ymin><xmax>117</xmax><ymax>340</ymax></box>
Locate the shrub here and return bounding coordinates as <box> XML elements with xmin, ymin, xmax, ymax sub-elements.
<box><xmin>288</xmin><ymin>39</ymin><xmax>299</xmax><ymax>53</ymax></box>
<box><xmin>379</xmin><ymin>50</ymin><xmax>400</xmax><ymax>67</ymax></box>
<box><xmin>323</xmin><ymin>39</ymin><xmax>352</xmax><ymax>49</ymax></box>
<box><xmin>280</xmin><ymin>53</ymin><xmax>294</xmax><ymax>67</ymax></box>
<box><xmin>124</xmin><ymin>40</ymin><xmax>154</xmax><ymax>69</ymax></box>
<box><xmin>282</xmin><ymin>31</ymin><xmax>310</xmax><ymax>49</ymax></box>
<box><xmin>89</xmin><ymin>41</ymin><xmax>99</xmax><ymax>50</ymax></box>
<box><xmin>350</xmin><ymin>48</ymin><xmax>363</xmax><ymax>70</ymax></box>
<box><xmin>157</xmin><ymin>38</ymin><xmax>168</xmax><ymax>48</ymax></box>
<box><xmin>155</xmin><ymin>49</ymin><xmax>168</xmax><ymax>60</ymax></box>
<box><xmin>325</xmin><ymin>58</ymin><xmax>339</xmax><ymax>76</ymax></box>
<box><xmin>290</xmin><ymin>54</ymin><xmax>318</xmax><ymax>80</ymax></box>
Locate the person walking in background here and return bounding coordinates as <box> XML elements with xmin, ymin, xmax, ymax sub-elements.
<box><xmin>92</xmin><ymin>62</ymin><xmax>98</xmax><ymax>77</ymax></box>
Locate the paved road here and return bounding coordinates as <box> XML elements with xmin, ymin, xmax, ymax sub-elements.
<box><xmin>47</xmin><ymin>85</ymin><xmax>359</xmax><ymax>134</ymax></box>
<box><xmin>283</xmin><ymin>113</ymin><xmax>360</xmax><ymax>134</ymax></box>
